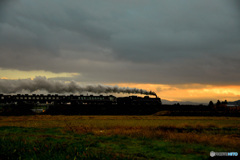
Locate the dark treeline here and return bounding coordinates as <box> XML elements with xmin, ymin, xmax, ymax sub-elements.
<box><xmin>156</xmin><ymin>105</ymin><xmax>240</xmax><ymax>117</ymax></box>
<box><xmin>45</xmin><ymin>104</ymin><xmax>161</xmax><ymax>115</ymax></box>
<box><xmin>1</xmin><ymin>103</ymin><xmax>240</xmax><ymax>116</ymax></box>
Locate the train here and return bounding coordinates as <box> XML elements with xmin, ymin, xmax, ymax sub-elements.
<box><xmin>0</xmin><ymin>94</ymin><xmax>162</xmax><ymax>106</ymax></box>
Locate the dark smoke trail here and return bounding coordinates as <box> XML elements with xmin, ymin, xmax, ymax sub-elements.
<box><xmin>0</xmin><ymin>77</ymin><xmax>157</xmax><ymax>96</ymax></box>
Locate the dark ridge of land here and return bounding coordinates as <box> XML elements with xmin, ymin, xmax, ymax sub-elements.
<box><xmin>0</xmin><ymin>103</ymin><xmax>240</xmax><ymax>116</ymax></box>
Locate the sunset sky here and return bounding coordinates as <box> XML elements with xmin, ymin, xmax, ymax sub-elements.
<box><xmin>1</xmin><ymin>0</ymin><xmax>240</xmax><ymax>103</ymax></box>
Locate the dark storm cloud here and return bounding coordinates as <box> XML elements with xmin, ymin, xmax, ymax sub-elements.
<box><xmin>0</xmin><ymin>0</ymin><xmax>8</xmax><ymax>11</ymax></box>
<box><xmin>0</xmin><ymin>0</ymin><xmax>240</xmax><ymax>84</ymax></box>
<box><xmin>0</xmin><ymin>0</ymin><xmax>11</xmax><ymax>21</ymax></box>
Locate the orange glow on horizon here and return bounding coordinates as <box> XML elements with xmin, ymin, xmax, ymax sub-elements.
<box><xmin>107</xmin><ymin>83</ymin><xmax>240</xmax><ymax>103</ymax></box>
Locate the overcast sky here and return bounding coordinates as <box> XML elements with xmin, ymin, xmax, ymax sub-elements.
<box><xmin>1</xmin><ymin>0</ymin><xmax>240</xmax><ymax>85</ymax></box>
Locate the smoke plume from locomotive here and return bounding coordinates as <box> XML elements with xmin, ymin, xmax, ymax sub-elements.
<box><xmin>0</xmin><ymin>77</ymin><xmax>157</xmax><ymax>96</ymax></box>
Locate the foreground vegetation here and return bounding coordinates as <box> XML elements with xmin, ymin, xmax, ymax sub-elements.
<box><xmin>0</xmin><ymin>116</ymin><xmax>240</xmax><ymax>159</ymax></box>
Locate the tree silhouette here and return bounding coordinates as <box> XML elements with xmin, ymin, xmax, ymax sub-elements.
<box><xmin>216</xmin><ymin>100</ymin><xmax>221</xmax><ymax>106</ymax></box>
<box><xmin>222</xmin><ymin>100</ymin><xmax>228</xmax><ymax>104</ymax></box>
<box><xmin>208</xmin><ymin>101</ymin><xmax>214</xmax><ymax>107</ymax></box>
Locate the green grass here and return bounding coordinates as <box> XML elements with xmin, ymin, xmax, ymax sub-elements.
<box><xmin>0</xmin><ymin>126</ymin><xmax>235</xmax><ymax>160</ymax></box>
<box><xmin>0</xmin><ymin>127</ymin><xmax>128</xmax><ymax>160</ymax></box>
<box><xmin>0</xmin><ymin>116</ymin><xmax>240</xmax><ymax>159</ymax></box>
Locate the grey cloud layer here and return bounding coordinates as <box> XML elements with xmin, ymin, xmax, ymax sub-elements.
<box><xmin>0</xmin><ymin>0</ymin><xmax>240</xmax><ymax>84</ymax></box>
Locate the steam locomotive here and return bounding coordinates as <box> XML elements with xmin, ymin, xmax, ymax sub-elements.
<box><xmin>0</xmin><ymin>94</ymin><xmax>161</xmax><ymax>105</ymax></box>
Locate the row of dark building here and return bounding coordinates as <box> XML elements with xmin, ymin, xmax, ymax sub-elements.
<box><xmin>0</xmin><ymin>94</ymin><xmax>162</xmax><ymax>106</ymax></box>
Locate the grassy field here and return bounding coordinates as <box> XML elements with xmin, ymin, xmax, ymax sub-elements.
<box><xmin>0</xmin><ymin>115</ymin><xmax>240</xmax><ymax>159</ymax></box>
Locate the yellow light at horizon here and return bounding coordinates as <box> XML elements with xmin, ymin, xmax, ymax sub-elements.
<box><xmin>0</xmin><ymin>68</ymin><xmax>80</xmax><ymax>79</ymax></box>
